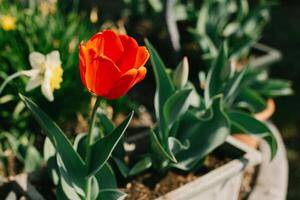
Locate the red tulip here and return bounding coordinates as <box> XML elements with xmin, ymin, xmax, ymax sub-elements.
<box><xmin>79</xmin><ymin>30</ymin><xmax>149</xmax><ymax>100</ymax></box>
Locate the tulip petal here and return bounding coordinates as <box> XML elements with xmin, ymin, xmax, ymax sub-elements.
<box><xmin>117</xmin><ymin>35</ymin><xmax>139</xmax><ymax>72</ymax></box>
<box><xmin>134</xmin><ymin>47</ymin><xmax>150</xmax><ymax>68</ymax></box>
<box><xmin>93</xmin><ymin>56</ymin><xmax>121</xmax><ymax>97</ymax></box>
<box><xmin>82</xmin><ymin>47</ymin><xmax>98</xmax><ymax>91</ymax></box>
<box><xmin>132</xmin><ymin>66</ymin><xmax>147</xmax><ymax>86</ymax></box>
<box><xmin>86</xmin><ymin>30</ymin><xmax>124</xmax><ymax>62</ymax></box>
<box><xmin>79</xmin><ymin>44</ymin><xmax>88</xmax><ymax>88</ymax></box>
<box><xmin>106</xmin><ymin>68</ymin><xmax>138</xmax><ymax>100</ymax></box>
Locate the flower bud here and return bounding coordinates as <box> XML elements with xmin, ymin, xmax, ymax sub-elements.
<box><xmin>173</xmin><ymin>57</ymin><xmax>189</xmax><ymax>88</ymax></box>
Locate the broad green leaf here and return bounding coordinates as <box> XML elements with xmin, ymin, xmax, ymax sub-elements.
<box><xmin>236</xmin><ymin>87</ymin><xmax>266</xmax><ymax>113</ymax></box>
<box><xmin>57</xmin><ymin>155</ymin><xmax>85</xmax><ymax>197</ymax></box>
<box><xmin>98</xmin><ymin>110</ymin><xmax>115</xmax><ymax>133</ymax></box>
<box><xmin>163</xmin><ymin>89</ymin><xmax>192</xmax><ymax>130</ymax></box>
<box><xmin>59</xmin><ymin>175</ymin><xmax>82</xmax><ymax>200</ymax></box>
<box><xmin>98</xmin><ymin>111</ymin><xmax>125</xmax><ymax>159</ymax></box>
<box><xmin>227</xmin><ymin>110</ymin><xmax>277</xmax><ymax>159</ymax></box>
<box><xmin>168</xmin><ymin>137</ymin><xmax>189</xmax><ymax>155</ymax></box>
<box><xmin>150</xmin><ymin>130</ymin><xmax>177</xmax><ymax>163</ymax></box>
<box><xmin>47</xmin><ymin>155</ymin><xmax>60</xmax><ymax>186</ymax></box>
<box><xmin>174</xmin><ymin>96</ymin><xmax>230</xmax><ymax>171</ymax></box>
<box><xmin>145</xmin><ymin>39</ymin><xmax>175</xmax><ymax>136</ymax></box>
<box><xmin>73</xmin><ymin>134</ymin><xmax>87</xmax><ymax>160</ymax></box>
<box><xmin>43</xmin><ymin>137</ymin><xmax>59</xmax><ymax>185</ymax></box>
<box><xmin>97</xmin><ymin>189</ymin><xmax>126</xmax><ymax>200</ymax></box>
<box><xmin>43</xmin><ymin>137</ymin><xmax>56</xmax><ymax>162</ymax></box>
<box><xmin>88</xmin><ymin>111</ymin><xmax>133</xmax><ymax>176</ymax></box>
<box><xmin>56</xmin><ymin>182</ymin><xmax>70</xmax><ymax>200</ymax></box>
<box><xmin>129</xmin><ymin>157</ymin><xmax>152</xmax><ymax>176</ymax></box>
<box><xmin>19</xmin><ymin>94</ymin><xmax>86</xmax><ymax>190</ymax></box>
<box><xmin>94</xmin><ymin>163</ymin><xmax>117</xmax><ymax>189</ymax></box>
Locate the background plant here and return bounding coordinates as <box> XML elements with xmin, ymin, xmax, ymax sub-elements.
<box><xmin>188</xmin><ymin>0</ymin><xmax>276</xmax><ymax>61</ymax></box>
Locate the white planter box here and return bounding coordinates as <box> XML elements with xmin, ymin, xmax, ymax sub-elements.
<box><xmin>156</xmin><ymin>136</ymin><xmax>262</xmax><ymax>200</ymax></box>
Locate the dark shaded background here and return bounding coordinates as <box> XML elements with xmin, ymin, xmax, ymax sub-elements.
<box><xmin>261</xmin><ymin>1</ymin><xmax>300</xmax><ymax>199</ymax></box>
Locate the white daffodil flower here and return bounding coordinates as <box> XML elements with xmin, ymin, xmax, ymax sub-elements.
<box><xmin>0</xmin><ymin>51</ymin><xmax>63</xmax><ymax>102</ymax></box>
<box><xmin>26</xmin><ymin>51</ymin><xmax>63</xmax><ymax>101</ymax></box>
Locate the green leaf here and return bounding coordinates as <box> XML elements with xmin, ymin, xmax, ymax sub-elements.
<box><xmin>94</xmin><ymin>163</ymin><xmax>117</xmax><ymax>189</ymax></box>
<box><xmin>24</xmin><ymin>145</ymin><xmax>42</xmax><ymax>173</ymax></box>
<box><xmin>43</xmin><ymin>137</ymin><xmax>56</xmax><ymax>162</ymax></box>
<box><xmin>98</xmin><ymin>110</ymin><xmax>115</xmax><ymax>133</ymax></box>
<box><xmin>227</xmin><ymin>110</ymin><xmax>277</xmax><ymax>159</ymax></box>
<box><xmin>19</xmin><ymin>94</ymin><xmax>86</xmax><ymax>190</ymax></box>
<box><xmin>97</xmin><ymin>189</ymin><xmax>126</xmax><ymax>200</ymax></box>
<box><xmin>223</xmin><ymin>67</ymin><xmax>247</xmax><ymax>104</ymax></box>
<box><xmin>0</xmin><ymin>94</ymin><xmax>14</xmax><ymax>104</ymax></box>
<box><xmin>89</xmin><ymin>176</ymin><xmax>100</xmax><ymax>200</ymax></box>
<box><xmin>113</xmin><ymin>157</ymin><xmax>130</xmax><ymax>177</ymax></box>
<box><xmin>59</xmin><ymin>175</ymin><xmax>82</xmax><ymax>200</ymax></box>
<box><xmin>150</xmin><ymin>130</ymin><xmax>177</xmax><ymax>163</ymax></box>
<box><xmin>73</xmin><ymin>133</ymin><xmax>87</xmax><ymax>160</ymax></box>
<box><xmin>174</xmin><ymin>96</ymin><xmax>230</xmax><ymax>170</ymax></box>
<box><xmin>163</xmin><ymin>89</ymin><xmax>192</xmax><ymax>130</ymax></box>
<box><xmin>205</xmin><ymin>44</ymin><xmax>229</xmax><ymax>106</ymax></box>
<box><xmin>168</xmin><ymin>137</ymin><xmax>189</xmax><ymax>155</ymax></box>
<box><xmin>47</xmin><ymin>156</ymin><xmax>60</xmax><ymax>186</ymax></box>
<box><xmin>145</xmin><ymin>39</ymin><xmax>175</xmax><ymax>136</ymax></box>
<box><xmin>98</xmin><ymin>111</ymin><xmax>125</xmax><ymax>159</ymax></box>
<box><xmin>56</xmin><ymin>180</ymin><xmax>73</xmax><ymax>200</ymax></box>
<box><xmin>13</xmin><ymin>100</ymin><xmax>26</xmax><ymax>119</ymax></box>
<box><xmin>129</xmin><ymin>157</ymin><xmax>152</xmax><ymax>176</ymax></box>
<box><xmin>57</xmin><ymin>155</ymin><xmax>85</xmax><ymax>197</ymax></box>
<box><xmin>43</xmin><ymin>137</ymin><xmax>59</xmax><ymax>186</ymax></box>
<box><xmin>253</xmin><ymin>79</ymin><xmax>293</xmax><ymax>97</ymax></box>
<box><xmin>236</xmin><ymin>87</ymin><xmax>266</xmax><ymax>113</ymax></box>
<box><xmin>88</xmin><ymin>111</ymin><xmax>133</xmax><ymax>176</ymax></box>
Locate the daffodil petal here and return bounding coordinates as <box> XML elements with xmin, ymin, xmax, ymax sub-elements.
<box><xmin>41</xmin><ymin>68</ymin><xmax>54</xmax><ymax>102</ymax></box>
<box><xmin>29</xmin><ymin>52</ymin><xmax>46</xmax><ymax>70</ymax></box>
<box><xmin>26</xmin><ymin>76</ymin><xmax>43</xmax><ymax>91</ymax></box>
<box><xmin>46</xmin><ymin>51</ymin><xmax>61</xmax><ymax>69</ymax></box>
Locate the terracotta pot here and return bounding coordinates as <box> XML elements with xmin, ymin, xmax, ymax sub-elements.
<box><xmin>232</xmin><ymin>134</ymin><xmax>259</xmax><ymax>149</ymax></box>
<box><xmin>254</xmin><ymin>99</ymin><xmax>276</xmax><ymax>121</ymax></box>
<box><xmin>233</xmin><ymin>99</ymin><xmax>276</xmax><ymax>148</ymax></box>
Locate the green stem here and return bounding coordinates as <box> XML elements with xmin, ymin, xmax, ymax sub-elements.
<box><xmin>85</xmin><ymin>96</ymin><xmax>101</xmax><ymax>199</ymax></box>
<box><xmin>0</xmin><ymin>69</ymin><xmax>36</xmax><ymax>96</ymax></box>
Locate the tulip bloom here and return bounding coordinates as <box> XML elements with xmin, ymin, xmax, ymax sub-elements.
<box><xmin>79</xmin><ymin>30</ymin><xmax>149</xmax><ymax>100</ymax></box>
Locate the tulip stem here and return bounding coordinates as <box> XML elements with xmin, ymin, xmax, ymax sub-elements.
<box><xmin>85</xmin><ymin>96</ymin><xmax>101</xmax><ymax>199</ymax></box>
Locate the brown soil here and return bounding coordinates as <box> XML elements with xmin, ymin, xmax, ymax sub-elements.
<box><xmin>238</xmin><ymin>166</ymin><xmax>258</xmax><ymax>200</ymax></box>
<box><xmin>123</xmin><ymin>155</ymin><xmax>233</xmax><ymax>200</ymax></box>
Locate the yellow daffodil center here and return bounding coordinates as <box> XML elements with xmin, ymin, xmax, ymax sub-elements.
<box><xmin>1</xmin><ymin>15</ymin><xmax>16</xmax><ymax>31</ymax></box>
<box><xmin>50</xmin><ymin>66</ymin><xmax>63</xmax><ymax>92</ymax></box>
